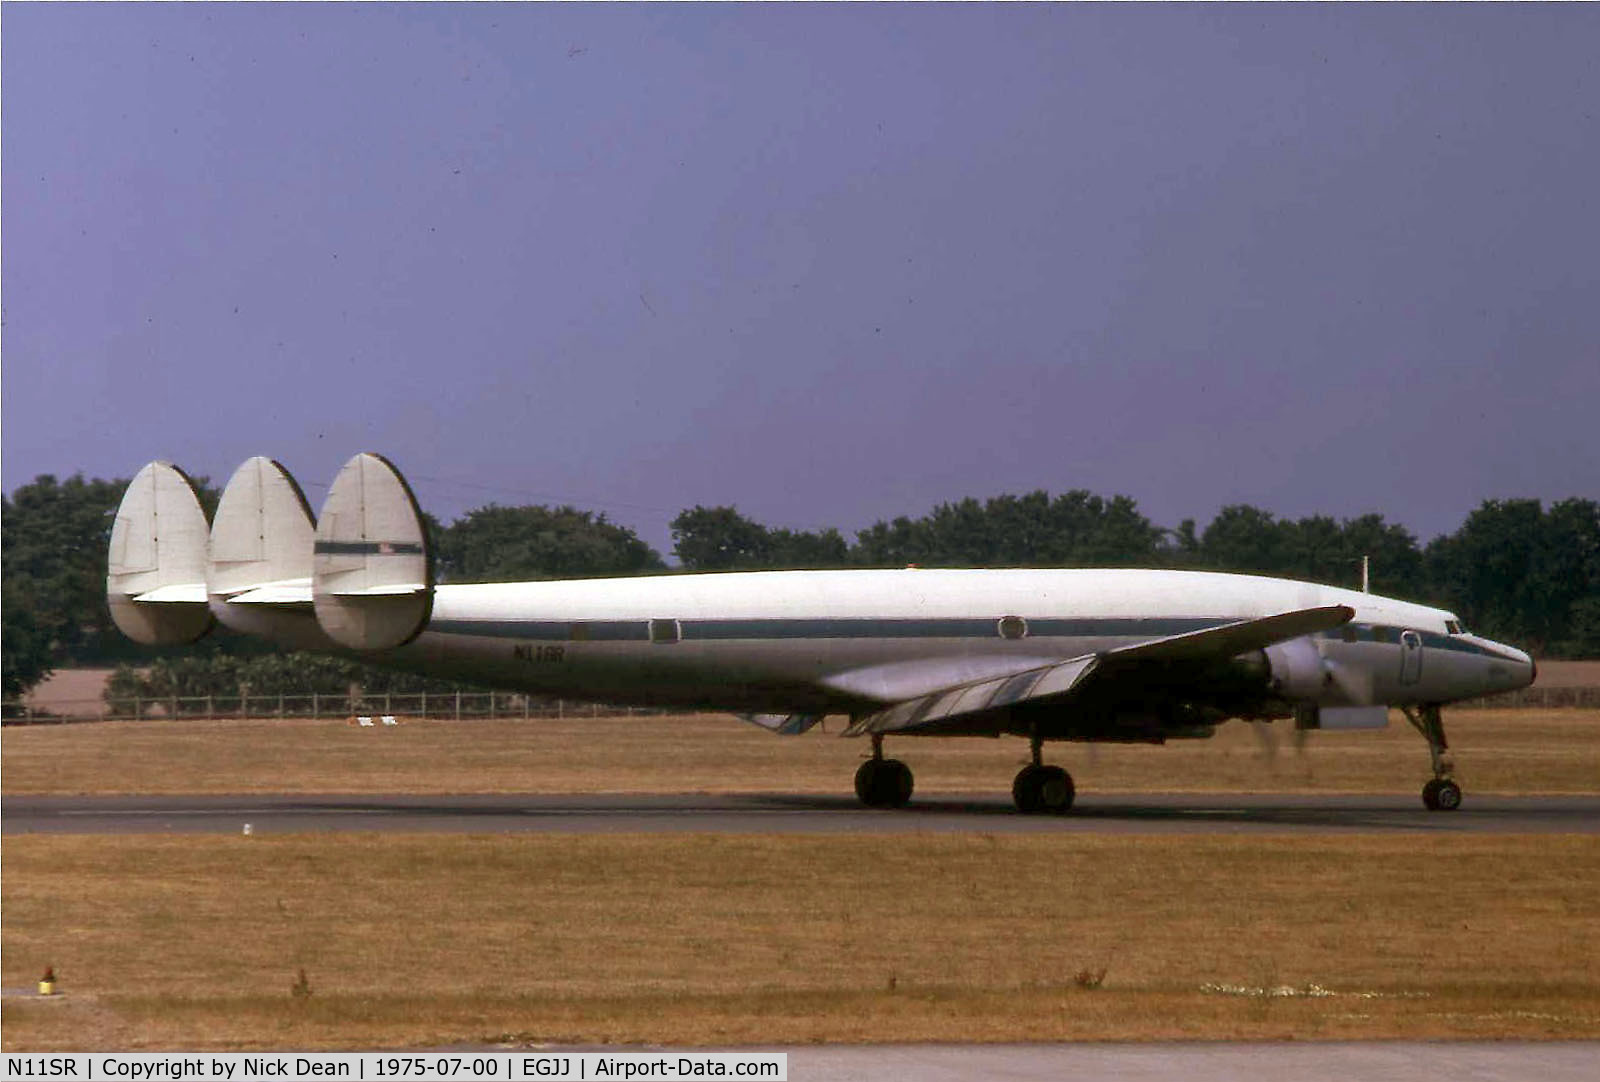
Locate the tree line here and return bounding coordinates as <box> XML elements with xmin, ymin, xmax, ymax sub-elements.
<box><xmin>4</xmin><ymin>471</ymin><xmax>1597</xmax><ymax>702</ymax></box>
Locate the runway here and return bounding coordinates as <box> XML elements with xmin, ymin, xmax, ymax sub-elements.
<box><xmin>5</xmin><ymin>791</ymin><xmax>1598</xmax><ymax>835</ymax></box>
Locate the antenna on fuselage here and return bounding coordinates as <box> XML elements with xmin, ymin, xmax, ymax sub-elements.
<box><xmin>1361</xmin><ymin>555</ymin><xmax>1370</xmax><ymax>593</ymax></box>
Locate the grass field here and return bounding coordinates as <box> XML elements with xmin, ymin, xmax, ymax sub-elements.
<box><xmin>3</xmin><ymin>708</ymin><xmax>1597</xmax><ymax>797</ymax></box>
<box><xmin>4</xmin><ymin>708</ymin><xmax>1598</xmax><ymax>1050</ymax></box>
<box><xmin>4</xmin><ymin>833</ymin><xmax>1599</xmax><ymax>1049</ymax></box>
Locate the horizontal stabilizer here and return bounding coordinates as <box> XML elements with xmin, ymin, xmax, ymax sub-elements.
<box><xmin>312</xmin><ymin>453</ymin><xmax>434</xmax><ymax>650</ymax></box>
<box><xmin>325</xmin><ymin>583</ymin><xmax>429</xmax><ymax>597</ymax></box>
<box><xmin>224</xmin><ymin>580</ymin><xmax>314</xmax><ymax>606</ymax></box>
<box><xmin>132</xmin><ymin>584</ymin><xmax>209</xmax><ymax>604</ymax></box>
<box><xmin>106</xmin><ymin>462</ymin><xmax>213</xmax><ymax>645</ymax></box>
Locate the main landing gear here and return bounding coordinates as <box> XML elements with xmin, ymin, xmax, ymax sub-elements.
<box><xmin>855</xmin><ymin>734</ymin><xmax>914</xmax><ymax>808</ymax></box>
<box><xmin>1402</xmin><ymin>703</ymin><xmax>1463</xmax><ymax>811</ymax></box>
<box><xmin>850</xmin><ymin>730</ymin><xmax>1075</xmax><ymax>814</ymax></box>
<box><xmin>1012</xmin><ymin>730</ymin><xmax>1074</xmax><ymax>814</ymax></box>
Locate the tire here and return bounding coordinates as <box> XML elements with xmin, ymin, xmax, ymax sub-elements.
<box><xmin>1433</xmin><ymin>779</ymin><xmax>1462</xmax><ymax>811</ymax></box>
<box><xmin>1421</xmin><ymin>778</ymin><xmax>1441</xmax><ymax>810</ymax></box>
<box><xmin>878</xmin><ymin>758</ymin><xmax>914</xmax><ymax>808</ymax></box>
<box><xmin>1037</xmin><ymin>766</ymin><xmax>1075</xmax><ymax>813</ymax></box>
<box><xmin>1013</xmin><ymin>765</ymin><xmax>1043</xmax><ymax>814</ymax></box>
<box><xmin>855</xmin><ymin>760</ymin><xmax>882</xmax><ymax>807</ymax></box>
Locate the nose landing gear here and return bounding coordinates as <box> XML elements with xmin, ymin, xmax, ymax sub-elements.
<box><xmin>1402</xmin><ymin>704</ymin><xmax>1462</xmax><ymax>811</ymax></box>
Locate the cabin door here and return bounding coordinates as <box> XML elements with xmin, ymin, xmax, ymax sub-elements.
<box><xmin>1399</xmin><ymin>630</ymin><xmax>1423</xmax><ymax>685</ymax></box>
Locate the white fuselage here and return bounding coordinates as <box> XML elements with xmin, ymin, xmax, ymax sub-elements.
<box><xmin>352</xmin><ymin>568</ymin><xmax>1533</xmax><ymax>717</ymax></box>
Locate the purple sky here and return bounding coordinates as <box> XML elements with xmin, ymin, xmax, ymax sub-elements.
<box><xmin>5</xmin><ymin>4</ymin><xmax>1598</xmax><ymax>557</ymax></box>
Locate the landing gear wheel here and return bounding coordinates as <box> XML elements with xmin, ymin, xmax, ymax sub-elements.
<box><xmin>1422</xmin><ymin>778</ymin><xmax>1462</xmax><ymax>811</ymax></box>
<box><xmin>1036</xmin><ymin>765</ymin><xmax>1075</xmax><ymax>813</ymax></box>
<box><xmin>1405</xmin><ymin>705</ymin><xmax>1461</xmax><ymax>812</ymax></box>
<box><xmin>854</xmin><ymin>758</ymin><xmax>913</xmax><ymax>808</ymax></box>
<box><xmin>1013</xmin><ymin>764</ymin><xmax>1074</xmax><ymax>814</ymax></box>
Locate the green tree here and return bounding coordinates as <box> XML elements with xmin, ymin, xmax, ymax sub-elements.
<box><xmin>2</xmin><ymin>472</ymin><xmax>228</xmax><ymax>686</ymax></box>
<box><xmin>766</xmin><ymin>526</ymin><xmax>850</xmax><ymax>569</ymax></box>
<box><xmin>436</xmin><ymin>504</ymin><xmax>663</xmax><ymax>582</ymax></box>
<box><xmin>671</xmin><ymin>505</ymin><xmax>849</xmax><ymax>571</ymax></box>
<box><xmin>2</xmin><ymin>576</ymin><xmax>54</xmax><ymax>701</ymax></box>
<box><xmin>1424</xmin><ymin>498</ymin><xmax>1600</xmax><ymax>653</ymax></box>
<box><xmin>671</xmin><ymin>506</ymin><xmax>772</xmax><ymax>570</ymax></box>
<box><xmin>3</xmin><ymin>474</ymin><xmax>130</xmax><ymax>671</ymax></box>
<box><xmin>1198</xmin><ymin>505</ymin><xmax>1292</xmax><ymax>576</ymax></box>
<box><xmin>853</xmin><ymin>490</ymin><xmax>1164</xmax><ymax>568</ymax></box>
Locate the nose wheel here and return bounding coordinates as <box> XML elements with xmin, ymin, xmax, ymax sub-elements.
<box><xmin>1421</xmin><ymin>777</ymin><xmax>1462</xmax><ymax>811</ymax></box>
<box><xmin>1403</xmin><ymin>704</ymin><xmax>1462</xmax><ymax>812</ymax></box>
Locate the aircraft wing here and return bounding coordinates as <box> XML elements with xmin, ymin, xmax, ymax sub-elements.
<box><xmin>842</xmin><ymin>604</ymin><xmax>1353</xmax><ymax>737</ymax></box>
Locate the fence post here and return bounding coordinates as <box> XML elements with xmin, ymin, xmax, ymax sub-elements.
<box><xmin>524</xmin><ymin>695</ymin><xmax>529</xmax><ymax>720</ymax></box>
<box><xmin>421</xmin><ymin>690</ymin><xmax>428</xmax><ymax>719</ymax></box>
<box><xmin>207</xmin><ymin>694</ymin><xmax>214</xmax><ymax>719</ymax></box>
<box><xmin>385</xmin><ymin>691</ymin><xmax>392</xmax><ymax>715</ymax></box>
<box><xmin>312</xmin><ymin>692</ymin><xmax>319</xmax><ymax>719</ymax></box>
<box><xmin>455</xmin><ymin>690</ymin><xmax>461</xmax><ymax>721</ymax></box>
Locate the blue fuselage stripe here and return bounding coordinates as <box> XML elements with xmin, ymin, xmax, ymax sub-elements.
<box><xmin>427</xmin><ymin>616</ymin><xmax>1232</xmax><ymax>642</ymax></box>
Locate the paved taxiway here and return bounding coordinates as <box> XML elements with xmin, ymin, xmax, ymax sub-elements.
<box><xmin>5</xmin><ymin>792</ymin><xmax>1597</xmax><ymax>835</ymax></box>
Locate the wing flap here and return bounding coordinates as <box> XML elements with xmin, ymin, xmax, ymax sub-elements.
<box><xmin>844</xmin><ymin>655</ymin><xmax>1100</xmax><ymax>736</ymax></box>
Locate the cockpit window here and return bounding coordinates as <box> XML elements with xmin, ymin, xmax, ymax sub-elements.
<box><xmin>1445</xmin><ymin>620</ymin><xmax>1462</xmax><ymax>635</ymax></box>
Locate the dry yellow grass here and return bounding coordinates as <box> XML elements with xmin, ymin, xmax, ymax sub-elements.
<box><xmin>3</xmin><ymin>708</ymin><xmax>1596</xmax><ymax>796</ymax></box>
<box><xmin>4</xmin><ymin>833</ymin><xmax>1598</xmax><ymax>1049</ymax></box>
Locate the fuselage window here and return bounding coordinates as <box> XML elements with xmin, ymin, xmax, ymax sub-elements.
<box><xmin>1341</xmin><ymin>625</ymin><xmax>1359</xmax><ymax>643</ymax></box>
<box><xmin>649</xmin><ymin>618</ymin><xmax>681</xmax><ymax>645</ymax></box>
<box><xmin>569</xmin><ymin>622</ymin><xmax>592</xmax><ymax>642</ymax></box>
<box><xmin>997</xmin><ymin>615</ymin><xmax>1029</xmax><ymax>640</ymax></box>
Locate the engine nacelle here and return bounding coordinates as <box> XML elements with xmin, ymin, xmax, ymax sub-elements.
<box><xmin>1261</xmin><ymin>637</ymin><xmax>1331</xmax><ymax>702</ymax></box>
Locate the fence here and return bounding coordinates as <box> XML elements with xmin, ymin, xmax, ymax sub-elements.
<box><xmin>1</xmin><ymin>693</ymin><xmax>676</xmax><ymax>726</ymax></box>
<box><xmin>7</xmin><ymin>685</ymin><xmax>1600</xmax><ymax>726</ymax></box>
<box><xmin>1457</xmin><ymin>686</ymin><xmax>1600</xmax><ymax>709</ymax></box>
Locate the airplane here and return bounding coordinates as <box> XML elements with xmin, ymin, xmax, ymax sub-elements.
<box><xmin>105</xmin><ymin>453</ymin><xmax>1537</xmax><ymax>814</ymax></box>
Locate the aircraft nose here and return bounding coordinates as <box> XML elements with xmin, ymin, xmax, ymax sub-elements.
<box><xmin>1501</xmin><ymin>644</ymin><xmax>1537</xmax><ymax>691</ymax></box>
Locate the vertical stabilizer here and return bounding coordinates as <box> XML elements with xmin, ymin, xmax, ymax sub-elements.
<box><xmin>208</xmin><ymin>457</ymin><xmax>315</xmax><ymax>600</ymax></box>
<box><xmin>206</xmin><ymin>457</ymin><xmax>330</xmax><ymax>648</ymax></box>
<box><xmin>106</xmin><ymin>462</ymin><xmax>214</xmax><ymax>644</ymax></box>
<box><xmin>311</xmin><ymin>453</ymin><xmax>433</xmax><ymax>650</ymax></box>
